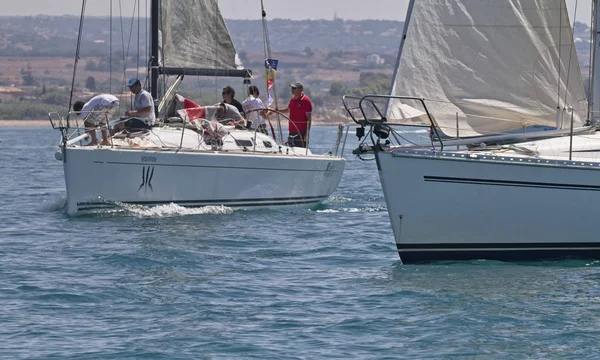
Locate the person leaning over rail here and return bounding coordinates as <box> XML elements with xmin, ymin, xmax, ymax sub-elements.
<box><xmin>276</xmin><ymin>82</ymin><xmax>312</xmax><ymax>147</ymax></box>
<box><xmin>72</xmin><ymin>93</ymin><xmax>120</xmax><ymax>145</ymax></box>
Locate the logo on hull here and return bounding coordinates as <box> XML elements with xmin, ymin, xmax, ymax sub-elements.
<box><xmin>138</xmin><ymin>166</ymin><xmax>154</xmax><ymax>193</ymax></box>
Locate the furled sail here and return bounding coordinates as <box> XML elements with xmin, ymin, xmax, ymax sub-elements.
<box><xmin>387</xmin><ymin>0</ymin><xmax>588</xmax><ymax>137</ymax></box>
<box><xmin>159</xmin><ymin>0</ymin><xmax>244</xmax><ymax>71</ymax></box>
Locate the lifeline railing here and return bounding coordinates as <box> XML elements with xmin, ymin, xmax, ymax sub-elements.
<box><xmin>342</xmin><ymin>94</ymin><xmax>443</xmax><ymax>150</ymax></box>
<box><xmin>48</xmin><ymin>110</ymin><xmax>132</xmax><ymax>148</ymax></box>
<box><xmin>49</xmin><ymin>107</ymin><xmax>347</xmax><ymax>157</ymax></box>
<box><xmin>341</xmin><ymin>94</ymin><xmax>597</xmax><ymax>153</ymax></box>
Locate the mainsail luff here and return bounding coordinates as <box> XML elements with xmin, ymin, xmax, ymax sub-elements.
<box><xmin>592</xmin><ymin>0</ymin><xmax>600</xmax><ymax>122</ymax></box>
<box><xmin>388</xmin><ymin>0</ymin><xmax>588</xmax><ymax>138</ymax></box>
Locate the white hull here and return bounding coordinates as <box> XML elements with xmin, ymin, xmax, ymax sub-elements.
<box><xmin>376</xmin><ymin>148</ymin><xmax>600</xmax><ymax>263</ymax></box>
<box><xmin>59</xmin><ymin>126</ymin><xmax>344</xmax><ymax>214</ymax></box>
<box><xmin>63</xmin><ymin>147</ymin><xmax>343</xmax><ymax>214</ymax></box>
<box><xmin>56</xmin><ymin>0</ymin><xmax>347</xmax><ymax>216</ymax></box>
<box><xmin>340</xmin><ymin>0</ymin><xmax>600</xmax><ymax>263</ymax></box>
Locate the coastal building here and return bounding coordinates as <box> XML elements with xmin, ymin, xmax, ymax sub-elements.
<box><xmin>366</xmin><ymin>54</ymin><xmax>384</xmax><ymax>67</ymax></box>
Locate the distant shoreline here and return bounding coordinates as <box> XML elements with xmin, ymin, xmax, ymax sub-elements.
<box><xmin>0</xmin><ymin>120</ymin><xmax>350</xmax><ymax>128</ymax></box>
<box><xmin>0</xmin><ymin>120</ymin><xmax>50</xmax><ymax>127</ymax></box>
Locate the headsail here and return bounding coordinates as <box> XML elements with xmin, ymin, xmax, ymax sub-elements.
<box><xmin>388</xmin><ymin>0</ymin><xmax>588</xmax><ymax>137</ymax></box>
<box><xmin>159</xmin><ymin>0</ymin><xmax>244</xmax><ymax>73</ymax></box>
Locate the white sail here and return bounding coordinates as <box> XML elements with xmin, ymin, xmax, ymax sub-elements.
<box><xmin>388</xmin><ymin>0</ymin><xmax>588</xmax><ymax>137</ymax></box>
<box><xmin>159</xmin><ymin>0</ymin><xmax>243</xmax><ymax>71</ymax></box>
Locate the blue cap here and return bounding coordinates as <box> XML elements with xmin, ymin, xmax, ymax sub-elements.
<box><xmin>127</xmin><ymin>78</ymin><xmax>140</xmax><ymax>87</ymax></box>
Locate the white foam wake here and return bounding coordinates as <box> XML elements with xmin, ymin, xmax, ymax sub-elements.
<box><xmin>121</xmin><ymin>203</ymin><xmax>234</xmax><ymax>217</ymax></box>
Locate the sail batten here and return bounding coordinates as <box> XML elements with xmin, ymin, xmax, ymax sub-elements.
<box><xmin>389</xmin><ymin>0</ymin><xmax>588</xmax><ymax>137</ymax></box>
<box><xmin>159</xmin><ymin>0</ymin><xmax>244</xmax><ymax>72</ymax></box>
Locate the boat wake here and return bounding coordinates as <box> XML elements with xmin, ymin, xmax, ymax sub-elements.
<box><xmin>45</xmin><ymin>196</ymin><xmax>234</xmax><ymax>218</ymax></box>
<box><xmin>315</xmin><ymin>206</ymin><xmax>386</xmax><ymax>213</ymax></box>
<box><xmin>317</xmin><ymin>196</ymin><xmax>387</xmax><ymax>213</ymax></box>
<box><xmin>41</xmin><ymin>196</ymin><xmax>68</xmax><ymax>213</ymax></box>
<box><xmin>120</xmin><ymin>203</ymin><xmax>234</xmax><ymax>217</ymax></box>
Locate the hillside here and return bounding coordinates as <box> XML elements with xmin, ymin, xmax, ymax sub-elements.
<box><xmin>0</xmin><ymin>16</ymin><xmax>594</xmax><ymax>121</ymax></box>
<box><xmin>0</xmin><ymin>16</ymin><xmax>404</xmax><ymax>56</ymax></box>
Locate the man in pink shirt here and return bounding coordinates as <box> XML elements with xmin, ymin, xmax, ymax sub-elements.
<box><xmin>278</xmin><ymin>82</ymin><xmax>312</xmax><ymax>147</ymax></box>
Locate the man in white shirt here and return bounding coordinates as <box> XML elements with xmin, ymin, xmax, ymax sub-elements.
<box><xmin>123</xmin><ymin>78</ymin><xmax>156</xmax><ymax>131</ymax></box>
<box><xmin>242</xmin><ymin>85</ymin><xmax>271</xmax><ymax>134</ymax></box>
<box><xmin>73</xmin><ymin>94</ymin><xmax>120</xmax><ymax>145</ymax></box>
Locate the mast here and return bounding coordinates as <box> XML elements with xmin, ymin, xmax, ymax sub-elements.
<box><xmin>150</xmin><ymin>0</ymin><xmax>159</xmax><ymax>102</ymax></box>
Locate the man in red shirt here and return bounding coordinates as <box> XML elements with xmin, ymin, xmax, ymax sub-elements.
<box><xmin>279</xmin><ymin>82</ymin><xmax>313</xmax><ymax>147</ymax></box>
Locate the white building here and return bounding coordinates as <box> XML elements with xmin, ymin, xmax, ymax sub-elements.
<box><xmin>366</xmin><ymin>54</ymin><xmax>384</xmax><ymax>67</ymax></box>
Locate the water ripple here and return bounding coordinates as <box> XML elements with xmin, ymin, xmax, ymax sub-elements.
<box><xmin>1</xmin><ymin>127</ymin><xmax>599</xmax><ymax>358</ymax></box>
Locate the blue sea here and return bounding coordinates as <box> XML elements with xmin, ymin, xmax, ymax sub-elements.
<box><xmin>1</xmin><ymin>125</ymin><xmax>600</xmax><ymax>359</ymax></box>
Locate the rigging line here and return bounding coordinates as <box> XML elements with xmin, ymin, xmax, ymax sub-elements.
<box><xmin>119</xmin><ymin>0</ymin><xmax>139</xmax><ymax>108</ymax></box>
<box><xmin>158</xmin><ymin>0</ymin><xmax>167</xmax><ymax>103</ymax></box>
<box><xmin>68</xmin><ymin>0</ymin><xmax>87</xmax><ymax>124</ymax></box>
<box><xmin>261</xmin><ymin>0</ymin><xmax>268</xmax><ymax>63</ymax></box>
<box><xmin>145</xmin><ymin>0</ymin><xmax>150</xmax><ymax>96</ymax></box>
<box><xmin>562</xmin><ymin>0</ymin><xmax>578</xmax><ymax>115</ymax></box>
<box><xmin>122</xmin><ymin>0</ymin><xmax>140</xmax><ymax>108</ymax></box>
<box><xmin>212</xmin><ymin>0</ymin><xmax>219</xmax><ymax>99</ymax></box>
<box><xmin>589</xmin><ymin>0</ymin><xmax>595</xmax><ymax>120</ymax></box>
<box><xmin>118</xmin><ymin>0</ymin><xmax>130</xmax><ymax>108</ymax></box>
<box><xmin>261</xmin><ymin>1</ymin><xmax>273</xmax><ymax>94</ymax></box>
<box><xmin>121</xmin><ymin>0</ymin><xmax>140</xmax><ymax>80</ymax></box>
<box><xmin>137</xmin><ymin>0</ymin><xmax>141</xmax><ymax>80</ymax></box>
<box><xmin>260</xmin><ymin>0</ymin><xmax>283</xmax><ymax>143</ymax></box>
<box><xmin>109</xmin><ymin>0</ymin><xmax>113</xmax><ymax>94</ymax></box>
<box><xmin>557</xmin><ymin>1</ymin><xmax>563</xmax><ymax>115</ymax></box>
<box><xmin>124</xmin><ymin>0</ymin><xmax>140</xmax><ymax>83</ymax></box>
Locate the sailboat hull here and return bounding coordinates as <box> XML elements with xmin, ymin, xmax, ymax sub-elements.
<box><xmin>377</xmin><ymin>149</ymin><xmax>600</xmax><ymax>264</ymax></box>
<box><xmin>62</xmin><ymin>147</ymin><xmax>344</xmax><ymax>214</ymax></box>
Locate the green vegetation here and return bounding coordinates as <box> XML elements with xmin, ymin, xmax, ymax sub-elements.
<box><xmin>0</xmin><ymin>102</ymin><xmax>65</xmax><ymax>120</ymax></box>
<box><xmin>21</xmin><ymin>63</ymin><xmax>35</xmax><ymax>86</ymax></box>
<box><xmin>330</xmin><ymin>72</ymin><xmax>391</xmax><ymax>97</ymax></box>
<box><xmin>329</xmin><ymin>81</ymin><xmax>345</xmax><ymax>96</ymax></box>
<box><xmin>39</xmin><ymin>88</ymin><xmax>70</xmax><ymax>106</ymax></box>
<box><xmin>0</xmin><ymin>15</ymin><xmax>591</xmax><ymax>122</ymax></box>
<box><xmin>0</xmin><ymin>86</ymin><xmax>72</xmax><ymax>120</ymax></box>
<box><xmin>86</xmin><ymin>76</ymin><xmax>97</xmax><ymax>91</ymax></box>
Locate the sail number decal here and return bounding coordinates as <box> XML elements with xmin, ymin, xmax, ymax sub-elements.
<box><xmin>324</xmin><ymin>162</ymin><xmax>337</xmax><ymax>177</ymax></box>
<box><xmin>141</xmin><ymin>155</ymin><xmax>157</xmax><ymax>163</ymax></box>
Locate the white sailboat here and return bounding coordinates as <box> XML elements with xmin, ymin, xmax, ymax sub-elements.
<box><xmin>345</xmin><ymin>0</ymin><xmax>600</xmax><ymax>263</ymax></box>
<box><xmin>50</xmin><ymin>0</ymin><xmax>345</xmax><ymax>215</ymax></box>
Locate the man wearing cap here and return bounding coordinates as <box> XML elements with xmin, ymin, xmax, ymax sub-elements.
<box><xmin>123</xmin><ymin>78</ymin><xmax>156</xmax><ymax>131</ymax></box>
<box><xmin>278</xmin><ymin>82</ymin><xmax>312</xmax><ymax>147</ymax></box>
